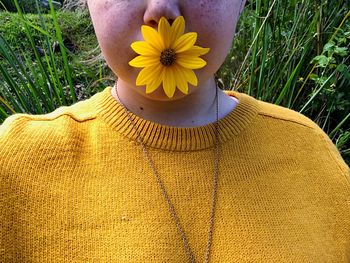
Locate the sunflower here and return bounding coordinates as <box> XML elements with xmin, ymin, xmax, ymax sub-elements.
<box><xmin>128</xmin><ymin>16</ymin><xmax>210</xmax><ymax>99</ymax></box>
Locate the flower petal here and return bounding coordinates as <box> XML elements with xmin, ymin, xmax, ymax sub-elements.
<box><xmin>172</xmin><ymin>32</ymin><xmax>197</xmax><ymax>53</ymax></box>
<box><xmin>181</xmin><ymin>67</ymin><xmax>198</xmax><ymax>86</ymax></box>
<box><xmin>163</xmin><ymin>67</ymin><xmax>177</xmax><ymax>98</ymax></box>
<box><xmin>141</xmin><ymin>25</ymin><xmax>164</xmax><ymax>51</ymax></box>
<box><xmin>146</xmin><ymin>67</ymin><xmax>165</xmax><ymax>94</ymax></box>
<box><xmin>131</xmin><ymin>41</ymin><xmax>160</xmax><ymax>56</ymax></box>
<box><xmin>176</xmin><ymin>56</ymin><xmax>207</xmax><ymax>69</ymax></box>
<box><xmin>136</xmin><ymin>64</ymin><xmax>161</xmax><ymax>86</ymax></box>
<box><xmin>129</xmin><ymin>55</ymin><xmax>160</xmax><ymax>68</ymax></box>
<box><xmin>170</xmin><ymin>16</ymin><xmax>185</xmax><ymax>43</ymax></box>
<box><xmin>179</xmin><ymin>45</ymin><xmax>210</xmax><ymax>56</ymax></box>
<box><xmin>173</xmin><ymin>65</ymin><xmax>189</xmax><ymax>95</ymax></box>
<box><xmin>158</xmin><ymin>17</ymin><xmax>171</xmax><ymax>48</ymax></box>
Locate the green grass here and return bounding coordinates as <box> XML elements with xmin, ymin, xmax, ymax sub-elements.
<box><xmin>0</xmin><ymin>3</ymin><xmax>113</xmax><ymax>119</ymax></box>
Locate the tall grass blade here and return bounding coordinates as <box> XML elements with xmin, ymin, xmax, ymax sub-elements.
<box><xmin>48</xmin><ymin>0</ymin><xmax>77</xmax><ymax>103</ymax></box>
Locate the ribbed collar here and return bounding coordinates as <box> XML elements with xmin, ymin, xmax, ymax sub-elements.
<box><xmin>94</xmin><ymin>86</ymin><xmax>260</xmax><ymax>151</ymax></box>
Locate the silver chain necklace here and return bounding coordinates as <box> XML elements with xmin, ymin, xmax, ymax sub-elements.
<box><xmin>114</xmin><ymin>85</ymin><xmax>220</xmax><ymax>263</ymax></box>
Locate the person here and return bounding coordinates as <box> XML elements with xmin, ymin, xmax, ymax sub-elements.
<box><xmin>0</xmin><ymin>0</ymin><xmax>349</xmax><ymax>262</ymax></box>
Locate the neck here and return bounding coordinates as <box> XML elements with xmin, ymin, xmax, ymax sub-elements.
<box><xmin>112</xmin><ymin>77</ymin><xmax>238</xmax><ymax>127</ymax></box>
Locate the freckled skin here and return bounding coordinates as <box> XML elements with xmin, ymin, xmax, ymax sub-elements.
<box><xmin>87</xmin><ymin>0</ymin><xmax>246</xmax><ymax>126</ymax></box>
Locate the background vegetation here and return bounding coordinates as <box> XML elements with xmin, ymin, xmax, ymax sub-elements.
<box><xmin>0</xmin><ymin>0</ymin><xmax>349</xmax><ymax>165</ymax></box>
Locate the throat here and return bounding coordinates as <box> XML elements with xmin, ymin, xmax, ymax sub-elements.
<box><xmin>112</xmin><ymin>88</ymin><xmax>238</xmax><ymax>128</ymax></box>
<box><xmin>112</xmin><ymin>78</ymin><xmax>238</xmax><ymax>128</ymax></box>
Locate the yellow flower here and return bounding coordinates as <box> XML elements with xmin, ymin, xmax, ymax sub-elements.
<box><xmin>128</xmin><ymin>16</ymin><xmax>210</xmax><ymax>99</ymax></box>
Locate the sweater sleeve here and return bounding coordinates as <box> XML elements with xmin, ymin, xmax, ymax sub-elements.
<box><xmin>0</xmin><ymin>114</ymin><xmax>32</xmax><ymax>260</ymax></box>
<box><xmin>0</xmin><ymin>115</ymin><xmax>17</xmax><ymax>260</ymax></box>
<box><xmin>0</xmin><ymin>114</ymin><xmax>30</xmax><ymax>167</ymax></box>
<box><xmin>0</xmin><ymin>114</ymin><xmax>29</xmax><ymax>144</ymax></box>
<box><xmin>313</xmin><ymin>124</ymin><xmax>350</xmax><ymax>188</ymax></box>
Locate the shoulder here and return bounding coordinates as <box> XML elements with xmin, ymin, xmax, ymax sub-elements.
<box><xmin>227</xmin><ymin>89</ymin><xmax>319</xmax><ymax>131</ymax></box>
<box><xmin>0</xmin><ymin>98</ymin><xmax>98</xmax><ymax>168</ymax></box>
<box><xmin>255</xmin><ymin>98</ymin><xmax>350</xmax><ymax>180</ymax></box>
<box><xmin>230</xmin><ymin>87</ymin><xmax>349</xmax><ymax>190</ymax></box>
<box><xmin>0</xmin><ymin>97</ymin><xmax>97</xmax><ymax>139</ymax></box>
<box><xmin>256</xmin><ymin>99</ymin><xmax>318</xmax><ymax>129</ymax></box>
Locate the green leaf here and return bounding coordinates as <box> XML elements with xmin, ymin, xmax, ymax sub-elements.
<box><xmin>337</xmin><ymin>37</ymin><xmax>347</xmax><ymax>45</ymax></box>
<box><xmin>310</xmin><ymin>73</ymin><xmax>319</xmax><ymax>80</ymax></box>
<box><xmin>323</xmin><ymin>42</ymin><xmax>335</xmax><ymax>53</ymax></box>
<box><xmin>337</xmin><ymin>64</ymin><xmax>350</xmax><ymax>80</ymax></box>
<box><xmin>311</xmin><ymin>55</ymin><xmax>328</xmax><ymax>68</ymax></box>
<box><xmin>334</xmin><ymin>46</ymin><xmax>348</xmax><ymax>57</ymax></box>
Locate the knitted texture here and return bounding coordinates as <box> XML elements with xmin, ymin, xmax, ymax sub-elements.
<box><xmin>0</xmin><ymin>86</ymin><xmax>349</xmax><ymax>262</ymax></box>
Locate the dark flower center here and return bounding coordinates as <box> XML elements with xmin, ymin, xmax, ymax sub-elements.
<box><xmin>160</xmin><ymin>49</ymin><xmax>176</xmax><ymax>66</ymax></box>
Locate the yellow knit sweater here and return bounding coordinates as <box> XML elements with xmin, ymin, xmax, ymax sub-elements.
<box><xmin>0</xmin><ymin>86</ymin><xmax>349</xmax><ymax>263</ymax></box>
